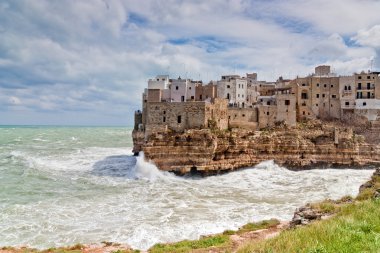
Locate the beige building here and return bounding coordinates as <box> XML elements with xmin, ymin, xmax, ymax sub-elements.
<box><xmin>144</xmin><ymin>98</ymin><xmax>228</xmax><ymax>136</ymax></box>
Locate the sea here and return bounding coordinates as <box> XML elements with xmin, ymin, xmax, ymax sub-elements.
<box><xmin>0</xmin><ymin>126</ymin><xmax>375</xmax><ymax>250</ymax></box>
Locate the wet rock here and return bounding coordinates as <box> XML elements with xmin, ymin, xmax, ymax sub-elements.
<box><xmin>290</xmin><ymin>206</ymin><xmax>322</xmax><ymax>228</ymax></box>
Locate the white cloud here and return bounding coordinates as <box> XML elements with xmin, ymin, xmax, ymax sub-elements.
<box><xmin>1</xmin><ymin>0</ymin><xmax>380</xmax><ymax>125</ymax></box>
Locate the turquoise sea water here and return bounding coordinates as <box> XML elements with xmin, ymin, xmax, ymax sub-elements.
<box><xmin>0</xmin><ymin>126</ymin><xmax>375</xmax><ymax>250</ymax></box>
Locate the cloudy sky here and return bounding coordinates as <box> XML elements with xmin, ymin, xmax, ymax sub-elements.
<box><xmin>1</xmin><ymin>0</ymin><xmax>380</xmax><ymax>126</ymax></box>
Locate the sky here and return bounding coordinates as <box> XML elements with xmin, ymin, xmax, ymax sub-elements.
<box><xmin>1</xmin><ymin>0</ymin><xmax>380</xmax><ymax>126</ymax></box>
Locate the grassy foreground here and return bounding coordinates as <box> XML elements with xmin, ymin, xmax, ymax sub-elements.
<box><xmin>238</xmin><ymin>198</ymin><xmax>380</xmax><ymax>253</ymax></box>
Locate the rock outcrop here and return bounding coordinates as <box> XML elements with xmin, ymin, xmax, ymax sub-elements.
<box><xmin>133</xmin><ymin>120</ymin><xmax>380</xmax><ymax>175</ymax></box>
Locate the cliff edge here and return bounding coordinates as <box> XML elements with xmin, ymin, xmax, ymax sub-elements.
<box><xmin>133</xmin><ymin>120</ymin><xmax>380</xmax><ymax>175</ymax></box>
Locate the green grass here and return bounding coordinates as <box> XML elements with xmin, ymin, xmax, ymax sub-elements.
<box><xmin>236</xmin><ymin>219</ymin><xmax>280</xmax><ymax>234</ymax></box>
<box><xmin>149</xmin><ymin>219</ymin><xmax>280</xmax><ymax>253</ymax></box>
<box><xmin>149</xmin><ymin>234</ymin><xmax>230</xmax><ymax>253</ymax></box>
<box><xmin>238</xmin><ymin>199</ymin><xmax>380</xmax><ymax>253</ymax></box>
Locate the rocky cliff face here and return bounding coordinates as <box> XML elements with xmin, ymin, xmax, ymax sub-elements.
<box><xmin>133</xmin><ymin>121</ymin><xmax>380</xmax><ymax>175</ymax></box>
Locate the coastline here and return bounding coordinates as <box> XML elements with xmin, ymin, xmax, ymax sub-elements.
<box><xmin>2</xmin><ymin>168</ymin><xmax>378</xmax><ymax>253</ymax></box>
<box><xmin>134</xmin><ymin>120</ymin><xmax>380</xmax><ymax>175</ymax></box>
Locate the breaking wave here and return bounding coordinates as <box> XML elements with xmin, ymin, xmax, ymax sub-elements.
<box><xmin>0</xmin><ymin>127</ymin><xmax>375</xmax><ymax>250</ymax></box>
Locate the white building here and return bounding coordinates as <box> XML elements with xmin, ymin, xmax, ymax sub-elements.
<box><xmin>217</xmin><ymin>75</ymin><xmax>247</xmax><ymax>107</ymax></box>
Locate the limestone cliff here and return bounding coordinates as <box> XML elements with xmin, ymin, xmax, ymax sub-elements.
<box><xmin>132</xmin><ymin>120</ymin><xmax>380</xmax><ymax>175</ymax></box>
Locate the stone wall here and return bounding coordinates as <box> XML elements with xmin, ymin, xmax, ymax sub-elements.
<box><xmin>228</xmin><ymin>107</ymin><xmax>258</xmax><ymax>130</ymax></box>
<box><xmin>145</xmin><ymin>101</ymin><xmax>207</xmax><ymax>135</ymax></box>
<box><xmin>276</xmin><ymin>93</ymin><xmax>297</xmax><ymax>127</ymax></box>
<box><xmin>258</xmin><ymin>105</ymin><xmax>277</xmax><ymax>128</ymax></box>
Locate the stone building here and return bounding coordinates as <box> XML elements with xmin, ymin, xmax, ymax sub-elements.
<box><xmin>195</xmin><ymin>82</ymin><xmax>217</xmax><ymax>101</ymax></box>
<box><xmin>354</xmin><ymin>71</ymin><xmax>380</xmax><ymax>120</ymax></box>
<box><xmin>293</xmin><ymin>66</ymin><xmax>340</xmax><ymax>120</ymax></box>
<box><xmin>339</xmin><ymin>76</ymin><xmax>356</xmax><ymax>117</ymax></box>
<box><xmin>144</xmin><ymin>98</ymin><xmax>228</xmax><ymax>136</ymax></box>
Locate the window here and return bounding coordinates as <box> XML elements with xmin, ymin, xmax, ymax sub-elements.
<box><xmin>348</xmin><ymin>86</ymin><xmax>351</xmax><ymax>90</ymax></box>
<box><xmin>163</xmin><ymin>110</ymin><xmax>166</xmax><ymax>115</ymax></box>
<box><xmin>317</xmin><ymin>83</ymin><xmax>320</xmax><ymax>87</ymax></box>
<box><xmin>331</xmin><ymin>84</ymin><xmax>333</xmax><ymax>88</ymax></box>
<box><xmin>303</xmin><ymin>111</ymin><xmax>305</xmax><ymax>115</ymax></box>
<box><xmin>363</xmin><ymin>102</ymin><xmax>367</xmax><ymax>106</ymax></box>
<box><xmin>367</xmin><ymin>83</ymin><xmax>371</xmax><ymax>89</ymax></box>
<box><xmin>177</xmin><ymin>115</ymin><xmax>182</xmax><ymax>123</ymax></box>
<box><xmin>191</xmin><ymin>96</ymin><xmax>194</xmax><ymax>100</ymax></box>
<box><xmin>302</xmin><ymin>83</ymin><xmax>306</xmax><ymax>86</ymax></box>
<box><xmin>242</xmin><ymin>84</ymin><xmax>244</xmax><ymax>88</ymax></box>
<box><xmin>162</xmin><ymin>78</ymin><xmax>165</xmax><ymax>81</ymax></box>
<box><xmin>316</xmin><ymin>104</ymin><xmax>318</xmax><ymax>107</ymax></box>
<box><xmin>322</xmin><ymin>94</ymin><xmax>325</xmax><ymax>98</ymax></box>
<box><xmin>242</xmin><ymin>94</ymin><xmax>244</xmax><ymax>98</ymax></box>
<box><xmin>163</xmin><ymin>116</ymin><xmax>166</xmax><ymax>123</ymax></box>
<box><xmin>285</xmin><ymin>100</ymin><xmax>290</xmax><ymax>105</ymax></box>
<box><xmin>344</xmin><ymin>86</ymin><xmax>347</xmax><ymax>90</ymax></box>
<box><xmin>238</xmin><ymin>94</ymin><xmax>240</xmax><ymax>97</ymax></box>
<box><xmin>157</xmin><ymin>78</ymin><xmax>159</xmax><ymax>81</ymax></box>
<box><xmin>345</xmin><ymin>102</ymin><xmax>349</xmax><ymax>106</ymax></box>
<box><xmin>189</xmin><ymin>87</ymin><xmax>191</xmax><ymax>90</ymax></box>
<box><xmin>227</xmin><ymin>93</ymin><xmax>230</xmax><ymax>99</ymax></box>
<box><xmin>316</xmin><ymin>94</ymin><xmax>320</xmax><ymax>98</ymax></box>
<box><xmin>367</xmin><ymin>76</ymin><xmax>371</xmax><ymax>79</ymax></box>
<box><xmin>267</xmin><ymin>112</ymin><xmax>269</xmax><ymax>115</ymax></box>
<box><xmin>358</xmin><ymin>83</ymin><xmax>362</xmax><ymax>90</ymax></box>
<box><xmin>324</xmin><ymin>84</ymin><xmax>327</xmax><ymax>88</ymax></box>
<box><xmin>332</xmin><ymin>95</ymin><xmax>336</xmax><ymax>98</ymax></box>
<box><xmin>181</xmin><ymin>96</ymin><xmax>185</xmax><ymax>102</ymax></box>
<box><xmin>200</xmin><ymin>95</ymin><xmax>202</xmax><ymax>100</ymax></box>
<box><xmin>242</xmin><ymin>114</ymin><xmax>245</xmax><ymax>117</ymax></box>
<box><xmin>227</xmin><ymin>85</ymin><xmax>230</xmax><ymax>88</ymax></box>
<box><xmin>176</xmin><ymin>86</ymin><xmax>179</xmax><ymax>90</ymax></box>
<box><xmin>239</xmin><ymin>84</ymin><xmax>241</xmax><ymax>88</ymax></box>
<box><xmin>331</xmin><ymin>104</ymin><xmax>333</xmax><ymax>107</ymax></box>
<box><xmin>301</xmin><ymin>92</ymin><xmax>308</xmax><ymax>99</ymax></box>
<box><xmin>267</xmin><ymin>101</ymin><xmax>270</xmax><ymax>105</ymax></box>
<box><xmin>358</xmin><ymin>76</ymin><xmax>362</xmax><ymax>79</ymax></box>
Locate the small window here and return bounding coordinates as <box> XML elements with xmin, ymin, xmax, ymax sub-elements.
<box><xmin>317</xmin><ymin>83</ymin><xmax>320</xmax><ymax>87</ymax></box>
<box><xmin>177</xmin><ymin>115</ymin><xmax>182</xmax><ymax>123</ymax></box>
<box><xmin>163</xmin><ymin>116</ymin><xmax>166</xmax><ymax>123</ymax></box>
<box><xmin>324</xmin><ymin>84</ymin><xmax>327</xmax><ymax>88</ymax></box>
<box><xmin>322</xmin><ymin>94</ymin><xmax>325</xmax><ymax>98</ymax></box>
<box><xmin>358</xmin><ymin>76</ymin><xmax>362</xmax><ymax>79</ymax></box>
<box><xmin>363</xmin><ymin>102</ymin><xmax>367</xmax><ymax>106</ymax></box>
<box><xmin>267</xmin><ymin>101</ymin><xmax>270</xmax><ymax>105</ymax></box>
<box><xmin>163</xmin><ymin>110</ymin><xmax>166</xmax><ymax>115</ymax></box>
<box><xmin>367</xmin><ymin>76</ymin><xmax>371</xmax><ymax>79</ymax></box>
<box><xmin>348</xmin><ymin>86</ymin><xmax>351</xmax><ymax>90</ymax></box>
<box><xmin>303</xmin><ymin>111</ymin><xmax>305</xmax><ymax>115</ymax></box>
<box><xmin>345</xmin><ymin>102</ymin><xmax>349</xmax><ymax>106</ymax></box>
<box><xmin>267</xmin><ymin>112</ymin><xmax>269</xmax><ymax>115</ymax></box>
<box><xmin>191</xmin><ymin>96</ymin><xmax>194</xmax><ymax>100</ymax></box>
<box><xmin>238</xmin><ymin>94</ymin><xmax>240</xmax><ymax>97</ymax></box>
<box><xmin>331</xmin><ymin>104</ymin><xmax>333</xmax><ymax>107</ymax></box>
<box><xmin>285</xmin><ymin>100</ymin><xmax>290</xmax><ymax>105</ymax></box>
<box><xmin>332</xmin><ymin>95</ymin><xmax>336</xmax><ymax>98</ymax></box>
<box><xmin>200</xmin><ymin>95</ymin><xmax>202</xmax><ymax>100</ymax></box>
<box><xmin>176</xmin><ymin>86</ymin><xmax>179</xmax><ymax>90</ymax></box>
<box><xmin>157</xmin><ymin>78</ymin><xmax>159</xmax><ymax>81</ymax></box>
<box><xmin>189</xmin><ymin>87</ymin><xmax>191</xmax><ymax>90</ymax></box>
<box><xmin>227</xmin><ymin>85</ymin><xmax>230</xmax><ymax>88</ymax></box>
<box><xmin>316</xmin><ymin>94</ymin><xmax>320</xmax><ymax>98</ymax></box>
<box><xmin>331</xmin><ymin>84</ymin><xmax>333</xmax><ymax>88</ymax></box>
<box><xmin>302</xmin><ymin>83</ymin><xmax>306</xmax><ymax>86</ymax></box>
<box><xmin>301</xmin><ymin>92</ymin><xmax>308</xmax><ymax>99</ymax></box>
<box><xmin>242</xmin><ymin>114</ymin><xmax>245</xmax><ymax>117</ymax></box>
<box><xmin>316</xmin><ymin>104</ymin><xmax>318</xmax><ymax>107</ymax></box>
